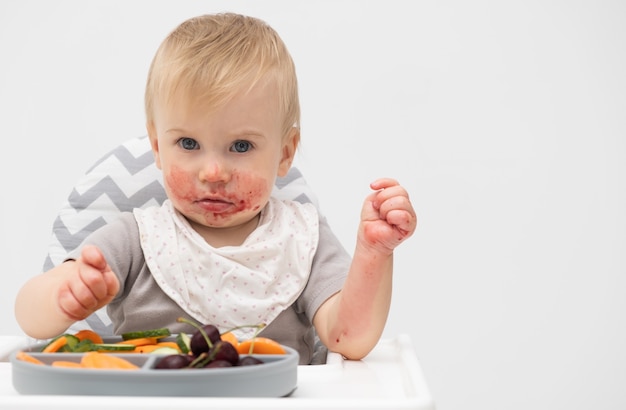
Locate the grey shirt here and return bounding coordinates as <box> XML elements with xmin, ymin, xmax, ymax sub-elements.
<box><xmin>68</xmin><ymin>211</ymin><xmax>350</xmax><ymax>364</ymax></box>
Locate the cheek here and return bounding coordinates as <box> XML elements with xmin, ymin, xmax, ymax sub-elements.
<box><xmin>164</xmin><ymin>166</ymin><xmax>197</xmax><ymax>202</ymax></box>
<box><xmin>231</xmin><ymin>172</ymin><xmax>270</xmax><ymax>212</ymax></box>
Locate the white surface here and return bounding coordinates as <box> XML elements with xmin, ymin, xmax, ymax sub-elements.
<box><xmin>0</xmin><ymin>336</ymin><xmax>28</xmax><ymax>362</ymax></box>
<box><xmin>0</xmin><ymin>335</ymin><xmax>434</xmax><ymax>409</ymax></box>
<box><xmin>1</xmin><ymin>1</ymin><xmax>626</xmax><ymax>410</ymax></box>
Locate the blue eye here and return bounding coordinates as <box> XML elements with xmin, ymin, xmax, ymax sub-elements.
<box><xmin>231</xmin><ymin>140</ymin><xmax>251</xmax><ymax>153</ymax></box>
<box><xmin>178</xmin><ymin>138</ymin><xmax>199</xmax><ymax>150</ymax></box>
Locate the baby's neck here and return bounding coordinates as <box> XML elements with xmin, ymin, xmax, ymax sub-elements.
<box><xmin>188</xmin><ymin>213</ymin><xmax>261</xmax><ymax>248</ymax></box>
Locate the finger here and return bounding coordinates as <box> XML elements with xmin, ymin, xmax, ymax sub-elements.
<box><xmin>371</xmin><ymin>185</ymin><xmax>409</xmax><ymax>210</ymax></box>
<box><xmin>102</xmin><ymin>271</ymin><xmax>120</xmax><ymax>298</ymax></box>
<box><xmin>384</xmin><ymin>209</ymin><xmax>417</xmax><ymax>235</ymax></box>
<box><xmin>67</xmin><ymin>271</ymin><xmax>100</xmax><ymax>310</ymax></box>
<box><xmin>77</xmin><ymin>245</ymin><xmax>118</xmax><ymax>300</ymax></box>
<box><xmin>57</xmin><ymin>284</ymin><xmax>92</xmax><ymax>321</ymax></box>
<box><xmin>376</xmin><ymin>191</ymin><xmax>413</xmax><ymax>215</ymax></box>
<box><xmin>373</xmin><ymin>190</ymin><xmax>412</xmax><ymax>219</ymax></box>
<box><xmin>80</xmin><ymin>245</ymin><xmax>108</xmax><ymax>271</ymax></box>
<box><xmin>370</xmin><ymin>177</ymin><xmax>400</xmax><ymax>191</ymax></box>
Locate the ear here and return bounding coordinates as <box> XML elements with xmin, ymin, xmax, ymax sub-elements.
<box><xmin>146</xmin><ymin>122</ymin><xmax>162</xmax><ymax>170</ymax></box>
<box><xmin>277</xmin><ymin>127</ymin><xmax>300</xmax><ymax>177</ymax></box>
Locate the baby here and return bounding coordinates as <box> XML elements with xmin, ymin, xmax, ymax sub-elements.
<box><xmin>15</xmin><ymin>13</ymin><xmax>417</xmax><ymax>364</ymax></box>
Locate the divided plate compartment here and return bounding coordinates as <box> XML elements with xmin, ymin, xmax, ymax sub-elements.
<box><xmin>10</xmin><ymin>336</ymin><xmax>298</xmax><ymax>397</ymax></box>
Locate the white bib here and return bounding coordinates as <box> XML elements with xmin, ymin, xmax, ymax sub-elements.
<box><xmin>134</xmin><ymin>198</ymin><xmax>319</xmax><ymax>339</ymax></box>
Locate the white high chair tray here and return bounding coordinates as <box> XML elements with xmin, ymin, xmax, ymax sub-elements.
<box><xmin>0</xmin><ymin>334</ymin><xmax>434</xmax><ymax>409</ymax></box>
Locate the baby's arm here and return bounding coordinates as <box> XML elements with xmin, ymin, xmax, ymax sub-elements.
<box><xmin>314</xmin><ymin>178</ymin><xmax>417</xmax><ymax>360</ymax></box>
<box><xmin>15</xmin><ymin>245</ymin><xmax>120</xmax><ymax>339</ymax></box>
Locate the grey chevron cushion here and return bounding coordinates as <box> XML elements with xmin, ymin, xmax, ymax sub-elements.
<box><xmin>43</xmin><ymin>135</ymin><xmax>320</xmax><ymax>336</ymax></box>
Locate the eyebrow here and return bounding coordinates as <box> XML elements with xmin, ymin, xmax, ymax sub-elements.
<box><xmin>163</xmin><ymin>127</ymin><xmax>269</xmax><ymax>140</ymax></box>
<box><xmin>165</xmin><ymin>128</ymin><xmax>188</xmax><ymax>134</ymax></box>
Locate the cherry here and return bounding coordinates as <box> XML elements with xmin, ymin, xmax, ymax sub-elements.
<box><xmin>189</xmin><ymin>324</ymin><xmax>221</xmax><ymax>356</ymax></box>
<box><xmin>209</xmin><ymin>340</ymin><xmax>239</xmax><ymax>366</ymax></box>
<box><xmin>204</xmin><ymin>359</ymin><xmax>233</xmax><ymax>368</ymax></box>
<box><xmin>154</xmin><ymin>354</ymin><xmax>194</xmax><ymax>369</ymax></box>
<box><xmin>177</xmin><ymin>317</ymin><xmax>221</xmax><ymax>356</ymax></box>
<box><xmin>239</xmin><ymin>356</ymin><xmax>263</xmax><ymax>366</ymax></box>
<box><xmin>170</xmin><ymin>318</ymin><xmax>274</xmax><ymax>370</ymax></box>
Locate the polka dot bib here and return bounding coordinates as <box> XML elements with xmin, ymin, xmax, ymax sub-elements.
<box><xmin>134</xmin><ymin>198</ymin><xmax>319</xmax><ymax>339</ymax></box>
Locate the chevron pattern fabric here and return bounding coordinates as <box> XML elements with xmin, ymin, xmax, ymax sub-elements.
<box><xmin>43</xmin><ymin>135</ymin><xmax>319</xmax><ymax>335</ymax></box>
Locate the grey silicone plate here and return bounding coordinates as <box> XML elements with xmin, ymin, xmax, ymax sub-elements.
<box><xmin>10</xmin><ymin>336</ymin><xmax>298</xmax><ymax>397</ymax></box>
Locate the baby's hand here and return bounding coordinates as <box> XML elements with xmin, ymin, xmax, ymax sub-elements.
<box><xmin>56</xmin><ymin>245</ymin><xmax>120</xmax><ymax>321</ymax></box>
<box><xmin>359</xmin><ymin>178</ymin><xmax>417</xmax><ymax>254</ymax></box>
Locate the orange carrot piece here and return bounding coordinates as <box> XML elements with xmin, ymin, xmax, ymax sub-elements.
<box><xmin>115</xmin><ymin>337</ymin><xmax>157</xmax><ymax>347</ymax></box>
<box><xmin>42</xmin><ymin>336</ymin><xmax>68</xmax><ymax>353</ymax></box>
<box><xmin>80</xmin><ymin>352</ymin><xmax>139</xmax><ymax>370</ymax></box>
<box><xmin>74</xmin><ymin>329</ymin><xmax>104</xmax><ymax>344</ymax></box>
<box><xmin>133</xmin><ymin>341</ymin><xmax>181</xmax><ymax>353</ymax></box>
<box><xmin>220</xmin><ymin>331</ymin><xmax>239</xmax><ymax>348</ymax></box>
<box><xmin>16</xmin><ymin>351</ymin><xmax>45</xmax><ymax>365</ymax></box>
<box><xmin>236</xmin><ymin>337</ymin><xmax>286</xmax><ymax>355</ymax></box>
<box><xmin>52</xmin><ymin>360</ymin><xmax>83</xmax><ymax>368</ymax></box>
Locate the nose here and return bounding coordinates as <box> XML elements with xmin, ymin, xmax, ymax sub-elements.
<box><xmin>198</xmin><ymin>156</ymin><xmax>231</xmax><ymax>183</ymax></box>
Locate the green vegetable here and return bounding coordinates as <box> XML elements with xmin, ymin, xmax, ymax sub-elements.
<box><xmin>93</xmin><ymin>343</ymin><xmax>136</xmax><ymax>352</ymax></box>
<box><xmin>176</xmin><ymin>333</ymin><xmax>191</xmax><ymax>354</ymax></box>
<box><xmin>150</xmin><ymin>347</ymin><xmax>180</xmax><ymax>355</ymax></box>
<box><xmin>71</xmin><ymin>340</ymin><xmax>97</xmax><ymax>352</ymax></box>
<box><xmin>59</xmin><ymin>335</ymin><xmax>81</xmax><ymax>352</ymax></box>
<box><xmin>121</xmin><ymin>327</ymin><xmax>171</xmax><ymax>340</ymax></box>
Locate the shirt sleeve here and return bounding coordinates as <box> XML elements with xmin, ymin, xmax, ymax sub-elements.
<box><xmin>297</xmin><ymin>215</ymin><xmax>351</xmax><ymax>322</ymax></box>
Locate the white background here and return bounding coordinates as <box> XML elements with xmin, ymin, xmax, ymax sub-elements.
<box><xmin>1</xmin><ymin>1</ymin><xmax>625</xmax><ymax>409</ymax></box>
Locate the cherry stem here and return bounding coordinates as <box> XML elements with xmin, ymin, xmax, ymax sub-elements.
<box><xmin>221</xmin><ymin>323</ymin><xmax>266</xmax><ymax>355</ymax></box>
<box><xmin>177</xmin><ymin>317</ymin><xmax>214</xmax><ymax>349</ymax></box>
<box><xmin>188</xmin><ymin>352</ymin><xmax>210</xmax><ymax>368</ymax></box>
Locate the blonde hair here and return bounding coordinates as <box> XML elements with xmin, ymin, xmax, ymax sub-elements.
<box><xmin>145</xmin><ymin>13</ymin><xmax>300</xmax><ymax>137</ymax></box>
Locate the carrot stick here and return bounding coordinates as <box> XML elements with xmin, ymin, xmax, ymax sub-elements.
<box><xmin>133</xmin><ymin>341</ymin><xmax>181</xmax><ymax>353</ymax></box>
<box><xmin>74</xmin><ymin>329</ymin><xmax>104</xmax><ymax>344</ymax></box>
<box><xmin>236</xmin><ymin>337</ymin><xmax>286</xmax><ymax>355</ymax></box>
<box><xmin>80</xmin><ymin>352</ymin><xmax>139</xmax><ymax>370</ymax></box>
<box><xmin>16</xmin><ymin>351</ymin><xmax>45</xmax><ymax>365</ymax></box>
<box><xmin>42</xmin><ymin>336</ymin><xmax>68</xmax><ymax>353</ymax></box>
<box><xmin>115</xmin><ymin>337</ymin><xmax>157</xmax><ymax>347</ymax></box>
<box><xmin>52</xmin><ymin>360</ymin><xmax>83</xmax><ymax>368</ymax></box>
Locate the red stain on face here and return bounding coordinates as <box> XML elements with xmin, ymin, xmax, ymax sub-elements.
<box><xmin>165</xmin><ymin>165</ymin><xmax>268</xmax><ymax>226</ymax></box>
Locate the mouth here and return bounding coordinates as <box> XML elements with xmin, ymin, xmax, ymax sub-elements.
<box><xmin>195</xmin><ymin>196</ymin><xmax>235</xmax><ymax>213</ymax></box>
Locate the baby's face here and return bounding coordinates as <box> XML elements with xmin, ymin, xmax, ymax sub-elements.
<box><xmin>148</xmin><ymin>80</ymin><xmax>295</xmax><ymax>243</ymax></box>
